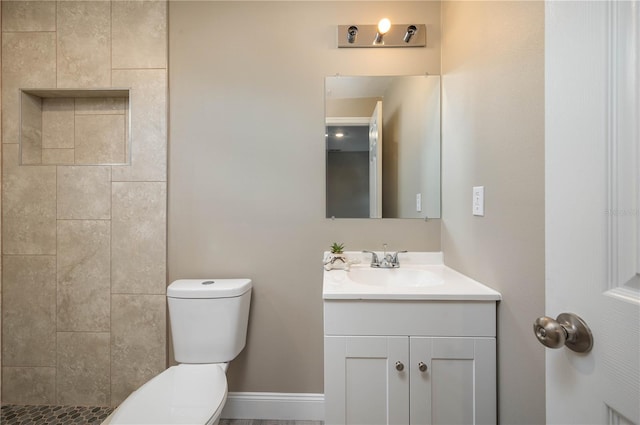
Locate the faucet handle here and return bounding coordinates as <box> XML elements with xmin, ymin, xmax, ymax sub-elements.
<box><xmin>390</xmin><ymin>250</ymin><xmax>408</xmax><ymax>264</ymax></box>
<box><xmin>362</xmin><ymin>250</ymin><xmax>379</xmax><ymax>265</ymax></box>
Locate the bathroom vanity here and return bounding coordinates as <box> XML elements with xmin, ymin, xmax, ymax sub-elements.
<box><xmin>323</xmin><ymin>252</ymin><xmax>501</xmax><ymax>425</ymax></box>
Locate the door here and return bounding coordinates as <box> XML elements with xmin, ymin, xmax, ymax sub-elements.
<box><xmin>369</xmin><ymin>101</ymin><xmax>383</xmax><ymax>218</ymax></box>
<box><xmin>545</xmin><ymin>2</ymin><xmax>640</xmax><ymax>424</ymax></box>
<box><xmin>409</xmin><ymin>337</ymin><xmax>496</xmax><ymax>425</ymax></box>
<box><xmin>324</xmin><ymin>336</ymin><xmax>409</xmax><ymax>425</ymax></box>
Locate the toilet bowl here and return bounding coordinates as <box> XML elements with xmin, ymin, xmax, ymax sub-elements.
<box><xmin>105</xmin><ymin>364</ymin><xmax>227</xmax><ymax>425</ymax></box>
<box><xmin>103</xmin><ymin>279</ymin><xmax>252</xmax><ymax>425</ymax></box>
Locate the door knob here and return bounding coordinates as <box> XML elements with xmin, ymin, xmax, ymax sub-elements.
<box><xmin>395</xmin><ymin>361</ymin><xmax>404</xmax><ymax>371</ymax></box>
<box><xmin>533</xmin><ymin>312</ymin><xmax>593</xmax><ymax>353</ymax></box>
<box><xmin>418</xmin><ymin>362</ymin><xmax>428</xmax><ymax>372</ymax></box>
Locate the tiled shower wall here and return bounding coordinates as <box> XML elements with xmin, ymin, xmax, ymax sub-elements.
<box><xmin>1</xmin><ymin>1</ymin><xmax>167</xmax><ymax>407</ymax></box>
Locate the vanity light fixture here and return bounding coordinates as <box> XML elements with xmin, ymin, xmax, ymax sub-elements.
<box><xmin>337</xmin><ymin>21</ymin><xmax>426</xmax><ymax>48</ymax></box>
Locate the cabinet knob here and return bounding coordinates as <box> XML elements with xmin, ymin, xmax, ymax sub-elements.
<box><xmin>395</xmin><ymin>361</ymin><xmax>404</xmax><ymax>371</ymax></box>
<box><xmin>418</xmin><ymin>362</ymin><xmax>428</xmax><ymax>372</ymax></box>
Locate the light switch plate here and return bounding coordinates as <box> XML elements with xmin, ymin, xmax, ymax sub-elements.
<box><xmin>473</xmin><ymin>186</ymin><xmax>484</xmax><ymax>216</ymax></box>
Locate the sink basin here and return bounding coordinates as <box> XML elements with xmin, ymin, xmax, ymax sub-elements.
<box><xmin>346</xmin><ymin>267</ymin><xmax>443</xmax><ymax>287</ymax></box>
<box><xmin>322</xmin><ymin>251</ymin><xmax>502</xmax><ymax>300</ymax></box>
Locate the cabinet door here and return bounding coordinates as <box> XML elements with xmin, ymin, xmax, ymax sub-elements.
<box><xmin>325</xmin><ymin>336</ymin><xmax>409</xmax><ymax>425</ymax></box>
<box><xmin>409</xmin><ymin>337</ymin><xmax>496</xmax><ymax>425</ymax></box>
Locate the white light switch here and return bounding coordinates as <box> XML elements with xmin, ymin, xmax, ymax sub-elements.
<box><xmin>473</xmin><ymin>186</ymin><xmax>484</xmax><ymax>216</ymax></box>
<box><xmin>416</xmin><ymin>193</ymin><xmax>422</xmax><ymax>212</ymax></box>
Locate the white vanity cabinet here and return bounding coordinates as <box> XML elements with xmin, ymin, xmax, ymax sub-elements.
<box><xmin>323</xmin><ymin>300</ymin><xmax>498</xmax><ymax>425</ymax></box>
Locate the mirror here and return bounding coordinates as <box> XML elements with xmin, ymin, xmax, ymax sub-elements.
<box><xmin>325</xmin><ymin>75</ymin><xmax>441</xmax><ymax>219</ymax></box>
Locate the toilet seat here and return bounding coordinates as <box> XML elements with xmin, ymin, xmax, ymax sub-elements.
<box><xmin>108</xmin><ymin>364</ymin><xmax>227</xmax><ymax>425</ymax></box>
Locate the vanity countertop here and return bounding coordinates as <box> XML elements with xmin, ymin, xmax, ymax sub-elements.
<box><xmin>322</xmin><ymin>251</ymin><xmax>502</xmax><ymax>301</ymax></box>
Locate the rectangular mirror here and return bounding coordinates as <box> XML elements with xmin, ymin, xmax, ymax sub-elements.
<box><xmin>325</xmin><ymin>75</ymin><xmax>441</xmax><ymax>219</ymax></box>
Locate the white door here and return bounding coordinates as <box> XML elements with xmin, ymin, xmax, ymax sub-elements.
<box><xmin>369</xmin><ymin>101</ymin><xmax>383</xmax><ymax>218</ymax></box>
<box><xmin>545</xmin><ymin>2</ymin><xmax>640</xmax><ymax>424</ymax></box>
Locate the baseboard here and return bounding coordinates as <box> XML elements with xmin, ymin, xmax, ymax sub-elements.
<box><xmin>220</xmin><ymin>392</ymin><xmax>325</xmax><ymax>421</ymax></box>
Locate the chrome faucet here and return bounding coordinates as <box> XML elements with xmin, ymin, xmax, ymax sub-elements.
<box><xmin>363</xmin><ymin>245</ymin><xmax>407</xmax><ymax>268</ymax></box>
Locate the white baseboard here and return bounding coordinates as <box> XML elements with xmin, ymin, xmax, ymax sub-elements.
<box><xmin>220</xmin><ymin>392</ymin><xmax>325</xmax><ymax>421</ymax></box>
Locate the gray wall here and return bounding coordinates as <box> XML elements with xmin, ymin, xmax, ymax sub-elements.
<box><xmin>168</xmin><ymin>1</ymin><xmax>442</xmax><ymax>393</ymax></box>
<box><xmin>170</xmin><ymin>3</ymin><xmax>546</xmax><ymax>423</ymax></box>
<box><xmin>441</xmin><ymin>2</ymin><xmax>545</xmax><ymax>424</ymax></box>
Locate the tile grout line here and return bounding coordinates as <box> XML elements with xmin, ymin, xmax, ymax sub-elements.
<box><xmin>54</xmin><ymin>1</ymin><xmax>59</xmax><ymax>404</ymax></box>
<box><xmin>108</xmin><ymin>163</ymin><xmax>113</xmax><ymax>408</ymax></box>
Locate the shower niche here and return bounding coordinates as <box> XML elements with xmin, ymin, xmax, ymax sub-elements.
<box><xmin>20</xmin><ymin>88</ymin><xmax>131</xmax><ymax>165</ymax></box>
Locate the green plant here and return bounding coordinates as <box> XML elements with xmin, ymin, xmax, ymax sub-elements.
<box><xmin>330</xmin><ymin>242</ymin><xmax>345</xmax><ymax>254</ymax></box>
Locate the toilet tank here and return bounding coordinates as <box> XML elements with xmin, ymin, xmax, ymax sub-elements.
<box><xmin>168</xmin><ymin>279</ymin><xmax>252</xmax><ymax>364</ymax></box>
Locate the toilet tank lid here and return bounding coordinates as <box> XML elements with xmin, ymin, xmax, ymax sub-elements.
<box><xmin>168</xmin><ymin>279</ymin><xmax>252</xmax><ymax>299</ymax></box>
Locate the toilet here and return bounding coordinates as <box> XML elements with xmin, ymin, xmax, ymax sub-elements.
<box><xmin>103</xmin><ymin>278</ymin><xmax>252</xmax><ymax>425</ymax></box>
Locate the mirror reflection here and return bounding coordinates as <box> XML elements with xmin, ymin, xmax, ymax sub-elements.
<box><xmin>325</xmin><ymin>75</ymin><xmax>441</xmax><ymax>219</ymax></box>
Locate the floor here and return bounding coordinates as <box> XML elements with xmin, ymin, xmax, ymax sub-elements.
<box><xmin>0</xmin><ymin>405</ymin><xmax>114</xmax><ymax>424</ymax></box>
<box><xmin>0</xmin><ymin>405</ymin><xmax>323</xmax><ymax>425</ymax></box>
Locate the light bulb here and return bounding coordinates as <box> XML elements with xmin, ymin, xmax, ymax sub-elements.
<box><xmin>377</xmin><ymin>18</ymin><xmax>391</xmax><ymax>35</ymax></box>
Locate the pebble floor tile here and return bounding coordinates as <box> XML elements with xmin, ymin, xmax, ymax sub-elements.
<box><xmin>0</xmin><ymin>404</ymin><xmax>114</xmax><ymax>424</ymax></box>
<box><xmin>0</xmin><ymin>405</ymin><xmax>323</xmax><ymax>425</ymax></box>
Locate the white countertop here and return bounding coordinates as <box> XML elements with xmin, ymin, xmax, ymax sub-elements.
<box><xmin>322</xmin><ymin>251</ymin><xmax>502</xmax><ymax>301</ymax></box>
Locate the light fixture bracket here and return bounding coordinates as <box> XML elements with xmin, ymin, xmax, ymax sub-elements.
<box><xmin>337</xmin><ymin>24</ymin><xmax>426</xmax><ymax>48</ymax></box>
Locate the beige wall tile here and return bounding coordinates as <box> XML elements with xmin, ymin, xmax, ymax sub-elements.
<box><xmin>1</xmin><ymin>367</ymin><xmax>56</xmax><ymax>404</ymax></box>
<box><xmin>111</xmin><ymin>294</ymin><xmax>166</xmax><ymax>406</ymax></box>
<box><xmin>2</xmin><ymin>256</ymin><xmax>56</xmax><ymax>366</ymax></box>
<box><xmin>42</xmin><ymin>98</ymin><xmax>75</xmax><ymax>149</ymax></box>
<box><xmin>57</xmin><ymin>1</ymin><xmax>110</xmax><ymax>88</ymax></box>
<box><xmin>75</xmin><ymin>97</ymin><xmax>126</xmax><ymax>115</ymax></box>
<box><xmin>75</xmin><ymin>115</ymin><xmax>126</xmax><ymax>165</ymax></box>
<box><xmin>1</xmin><ymin>1</ymin><xmax>56</xmax><ymax>32</ymax></box>
<box><xmin>2</xmin><ymin>32</ymin><xmax>56</xmax><ymax>144</ymax></box>
<box><xmin>57</xmin><ymin>332</ymin><xmax>110</xmax><ymax>406</ymax></box>
<box><xmin>57</xmin><ymin>220</ymin><xmax>110</xmax><ymax>332</ymax></box>
<box><xmin>112</xmin><ymin>70</ymin><xmax>167</xmax><ymax>181</ymax></box>
<box><xmin>112</xmin><ymin>0</ymin><xmax>167</xmax><ymax>69</ymax></box>
<box><xmin>1</xmin><ymin>0</ymin><xmax>168</xmax><ymax>407</ymax></box>
<box><xmin>2</xmin><ymin>144</ymin><xmax>56</xmax><ymax>255</ymax></box>
<box><xmin>20</xmin><ymin>91</ymin><xmax>42</xmax><ymax>165</ymax></box>
<box><xmin>57</xmin><ymin>166</ymin><xmax>111</xmax><ymax>219</ymax></box>
<box><xmin>43</xmin><ymin>149</ymin><xmax>75</xmax><ymax>165</ymax></box>
<box><xmin>111</xmin><ymin>182</ymin><xmax>166</xmax><ymax>294</ymax></box>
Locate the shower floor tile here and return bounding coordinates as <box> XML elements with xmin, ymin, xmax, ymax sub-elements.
<box><xmin>0</xmin><ymin>404</ymin><xmax>114</xmax><ymax>424</ymax></box>
<box><xmin>1</xmin><ymin>404</ymin><xmax>323</xmax><ymax>425</ymax></box>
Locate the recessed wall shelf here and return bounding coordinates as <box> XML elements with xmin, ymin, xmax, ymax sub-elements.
<box><xmin>19</xmin><ymin>87</ymin><xmax>131</xmax><ymax>166</ymax></box>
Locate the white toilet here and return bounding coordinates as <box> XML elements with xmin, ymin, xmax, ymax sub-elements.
<box><xmin>104</xmin><ymin>278</ymin><xmax>252</xmax><ymax>425</ymax></box>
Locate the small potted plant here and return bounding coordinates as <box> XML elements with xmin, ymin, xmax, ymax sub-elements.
<box><xmin>331</xmin><ymin>242</ymin><xmax>345</xmax><ymax>255</ymax></box>
<box><xmin>324</xmin><ymin>242</ymin><xmax>348</xmax><ymax>270</ymax></box>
